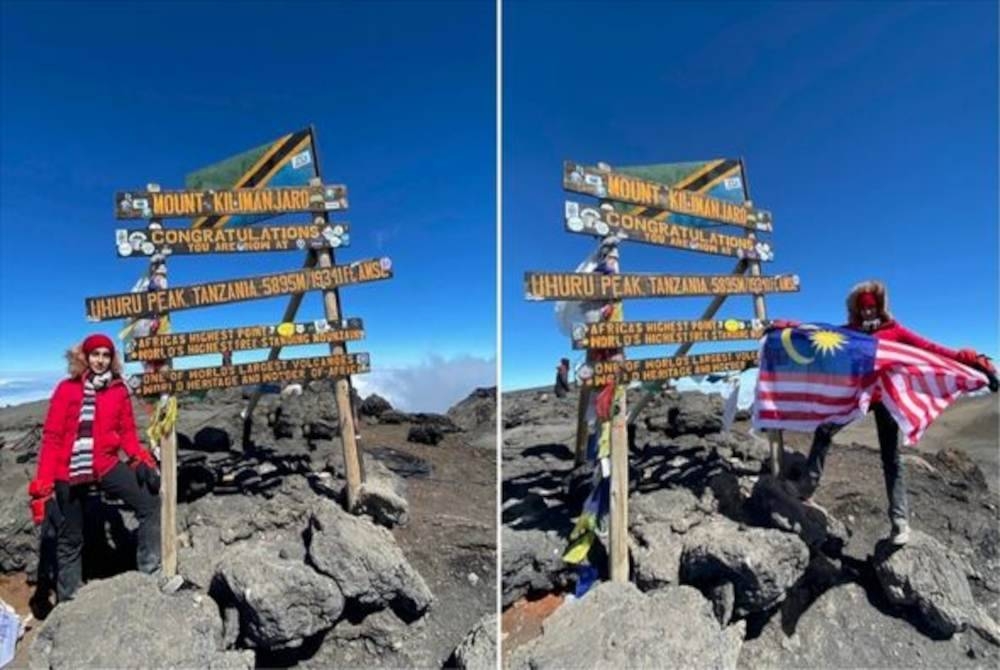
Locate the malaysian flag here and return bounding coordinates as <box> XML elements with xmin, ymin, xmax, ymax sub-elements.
<box><xmin>753</xmin><ymin>324</ymin><xmax>991</xmax><ymax>445</ymax></box>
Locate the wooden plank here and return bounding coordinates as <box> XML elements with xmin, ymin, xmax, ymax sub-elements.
<box><xmin>564</xmin><ymin>161</ymin><xmax>772</xmax><ymax>232</ymax></box>
<box><xmin>125</xmin><ymin>318</ymin><xmax>364</xmax><ymax>361</ymax></box>
<box><xmin>572</xmin><ymin>318</ymin><xmax>769</xmax><ymax>350</ymax></box>
<box><xmin>115</xmin><ymin>184</ymin><xmax>348</xmax><ymax>219</ymax></box>
<box><xmin>115</xmin><ymin>222</ymin><xmax>349</xmax><ymax>257</ymax></box>
<box><xmin>564</xmin><ymin>200</ymin><xmax>773</xmax><ymax>261</ymax></box>
<box><xmin>86</xmin><ymin>258</ymin><xmax>393</xmax><ymax>321</ymax></box>
<box><xmin>525</xmin><ymin>271</ymin><xmax>799</xmax><ymax>301</ymax></box>
<box><xmin>579</xmin><ymin>350</ymin><xmax>759</xmax><ymax>387</ymax></box>
<box><xmin>128</xmin><ymin>353</ymin><xmax>370</xmax><ymax>396</ymax></box>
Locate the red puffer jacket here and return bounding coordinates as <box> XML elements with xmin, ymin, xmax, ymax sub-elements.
<box><xmin>34</xmin><ymin>375</ymin><xmax>154</xmax><ymax>487</ymax></box>
<box><xmin>862</xmin><ymin>320</ymin><xmax>959</xmax><ymax>359</ymax></box>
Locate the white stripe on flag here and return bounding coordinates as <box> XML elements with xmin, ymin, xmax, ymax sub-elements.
<box><xmin>755</xmin><ymin>380</ymin><xmax>861</xmax><ymax>398</ymax></box>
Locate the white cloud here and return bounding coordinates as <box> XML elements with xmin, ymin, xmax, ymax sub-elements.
<box><xmin>0</xmin><ymin>370</ymin><xmax>64</xmax><ymax>407</ymax></box>
<box><xmin>352</xmin><ymin>354</ymin><xmax>496</xmax><ymax>413</ymax></box>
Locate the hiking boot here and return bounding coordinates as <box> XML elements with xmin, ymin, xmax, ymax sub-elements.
<box><xmin>890</xmin><ymin>520</ymin><xmax>911</xmax><ymax>546</ymax></box>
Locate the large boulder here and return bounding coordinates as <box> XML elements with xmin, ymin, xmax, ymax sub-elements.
<box><xmin>213</xmin><ymin>540</ymin><xmax>345</xmax><ymax>649</ymax></box>
<box><xmin>631</xmin><ymin>486</ymin><xmax>717</xmax><ymax>531</ymax></box>
<box><xmin>450</xmin><ymin>613</ymin><xmax>497</xmax><ymax>670</ymax></box>
<box><xmin>358</xmin><ymin>456</ymin><xmax>410</xmax><ymax>528</ymax></box>
<box><xmin>739</xmin><ymin>583</ymin><xmax>1000</xmax><ymax>668</ymax></box>
<box><xmin>409</xmin><ymin>412</ymin><xmax>462</xmax><ymax>434</ymax></box>
<box><xmin>407</xmin><ymin>425</ymin><xmax>444</xmax><ymax>446</ymax></box>
<box><xmin>645</xmin><ymin>392</ymin><xmax>725</xmax><ymax>436</ymax></box>
<box><xmin>178</xmin><ymin>477</ymin><xmax>317</xmax><ymax>588</ymax></box>
<box><xmin>629</xmin><ymin>487</ymin><xmax>718</xmax><ymax>591</ymax></box>
<box><xmin>447</xmin><ymin>387</ymin><xmax>497</xmax><ymax>433</ymax></box>
<box><xmin>307</xmin><ymin>502</ymin><xmax>433</xmax><ymax>619</ymax></box>
<box><xmin>513</xmin><ymin>582</ymin><xmax>744</xmax><ymax>669</ymax></box>
<box><xmin>501</xmin><ymin>526</ymin><xmax>571</xmax><ymax>608</ymax></box>
<box><xmin>679</xmin><ymin>518</ymin><xmax>810</xmax><ymax>618</ymax></box>
<box><xmin>0</xmin><ymin>486</ymin><xmax>37</xmax><ymax>574</ymax></box>
<box><xmin>360</xmin><ymin>394</ymin><xmax>393</xmax><ymax>418</ymax></box>
<box><xmin>631</xmin><ymin>522</ymin><xmax>685</xmax><ymax>591</ymax></box>
<box><xmin>671</xmin><ymin>392</ymin><xmax>726</xmax><ymax>435</ymax></box>
<box><xmin>29</xmin><ymin>572</ymin><xmax>253</xmax><ymax>669</ymax></box>
<box><xmin>873</xmin><ymin>530</ymin><xmax>1000</xmax><ymax>641</ymax></box>
<box><xmin>746</xmin><ymin>475</ymin><xmax>850</xmax><ymax>554</ymax></box>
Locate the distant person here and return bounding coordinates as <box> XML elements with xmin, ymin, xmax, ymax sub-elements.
<box><xmin>554</xmin><ymin>358</ymin><xmax>571</xmax><ymax>398</ymax></box>
<box><xmin>28</xmin><ymin>334</ymin><xmax>161</xmax><ymax>602</ymax></box>
<box><xmin>789</xmin><ymin>281</ymin><xmax>995</xmax><ymax>546</ymax></box>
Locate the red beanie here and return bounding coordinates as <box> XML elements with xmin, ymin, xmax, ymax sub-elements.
<box><xmin>857</xmin><ymin>293</ymin><xmax>878</xmax><ymax>310</ymax></box>
<box><xmin>82</xmin><ymin>334</ymin><xmax>115</xmax><ymax>355</ymax></box>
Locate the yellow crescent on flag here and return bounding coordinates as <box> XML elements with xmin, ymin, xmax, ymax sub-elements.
<box><xmin>781</xmin><ymin>327</ymin><xmax>815</xmax><ymax>365</ymax></box>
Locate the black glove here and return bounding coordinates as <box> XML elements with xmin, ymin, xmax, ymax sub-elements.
<box><xmin>136</xmin><ymin>463</ymin><xmax>161</xmax><ymax>494</ymax></box>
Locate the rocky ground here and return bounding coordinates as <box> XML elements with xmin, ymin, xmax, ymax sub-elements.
<box><xmin>0</xmin><ymin>383</ymin><xmax>498</xmax><ymax>669</ymax></box>
<box><xmin>501</xmin><ymin>385</ymin><xmax>1000</xmax><ymax>668</ymax></box>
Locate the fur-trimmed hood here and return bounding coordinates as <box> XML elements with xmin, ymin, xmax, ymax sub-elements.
<box><xmin>65</xmin><ymin>343</ymin><xmax>124</xmax><ymax>379</ymax></box>
<box><xmin>846</xmin><ymin>280</ymin><xmax>894</xmax><ymax>328</ymax></box>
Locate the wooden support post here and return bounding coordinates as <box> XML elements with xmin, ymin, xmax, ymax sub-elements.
<box><xmin>144</xmin><ymin>189</ymin><xmax>177</xmax><ymax>578</ymax></box>
<box><xmin>603</xmin><ymin>242</ymin><xmax>628</xmax><ymax>582</ymax></box>
<box><xmin>745</xmin><ymin>197</ymin><xmax>781</xmax><ymax>476</ymax></box>
<box><xmin>313</xmin><ymin>219</ymin><xmax>363</xmax><ymax>510</ymax></box>
<box><xmin>237</xmin><ymin>134</ymin><xmax>365</xmax><ymax>507</ymax></box>
<box><xmin>609</xmin><ymin>337</ymin><xmax>628</xmax><ymax>582</ymax></box>
<box><xmin>768</xmin><ymin>430</ymin><xmax>784</xmax><ymax>477</ymax></box>
<box><xmin>160</xmin><ymin>424</ymin><xmax>177</xmax><ymax>577</ymax></box>
<box><xmin>573</xmin><ymin>353</ymin><xmax>592</xmax><ymax>466</ymax></box>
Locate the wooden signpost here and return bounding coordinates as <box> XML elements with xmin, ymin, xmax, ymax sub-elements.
<box><xmin>563</xmin><ymin>161</ymin><xmax>773</xmax><ymax>231</ymax></box>
<box><xmin>96</xmin><ymin>128</ymin><xmax>392</xmax><ymax>578</ymax></box>
<box><xmin>115</xmin><ymin>184</ymin><xmax>348</xmax><ymax>219</ymax></box>
<box><xmin>124</xmin><ymin>319</ymin><xmax>363</xmax><ymax>361</ymax></box>
<box><xmin>128</xmin><ymin>353</ymin><xmax>370</xmax><ymax>396</ymax></box>
<box><xmin>571</xmin><ymin>318</ymin><xmax>768</xmax><ymax>349</ymax></box>
<box><xmin>564</xmin><ymin>200</ymin><xmax>773</xmax><ymax>261</ymax></box>
<box><xmin>530</xmin><ymin>157</ymin><xmax>798</xmax><ymax>585</ymax></box>
<box><xmin>525</xmin><ymin>271</ymin><xmax>798</xmax><ymax>301</ymax></box>
<box><xmin>578</xmin><ymin>350</ymin><xmax>760</xmax><ymax>387</ymax></box>
<box><xmin>115</xmin><ymin>222</ymin><xmax>349</xmax><ymax>257</ymax></box>
<box><xmin>86</xmin><ymin>259</ymin><xmax>392</xmax><ymax>321</ymax></box>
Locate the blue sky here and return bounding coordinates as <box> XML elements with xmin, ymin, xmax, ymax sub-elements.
<box><xmin>0</xmin><ymin>0</ymin><xmax>496</xmax><ymax>410</ymax></box>
<box><xmin>502</xmin><ymin>0</ymin><xmax>998</xmax><ymax>390</ymax></box>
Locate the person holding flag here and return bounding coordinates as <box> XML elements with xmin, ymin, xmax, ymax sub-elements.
<box><xmin>758</xmin><ymin>280</ymin><xmax>996</xmax><ymax>546</ymax></box>
<box><xmin>27</xmin><ymin>334</ymin><xmax>162</xmax><ymax>602</ymax></box>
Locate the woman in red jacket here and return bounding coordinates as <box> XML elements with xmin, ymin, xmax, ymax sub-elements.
<box><xmin>28</xmin><ymin>334</ymin><xmax>161</xmax><ymax>602</ymax></box>
<box><xmin>797</xmin><ymin>281</ymin><xmax>994</xmax><ymax>547</ymax></box>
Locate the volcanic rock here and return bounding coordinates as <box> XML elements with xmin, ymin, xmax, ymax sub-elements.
<box><xmin>307</xmin><ymin>502</ymin><xmax>433</xmax><ymax>619</ymax></box>
<box><xmin>360</xmin><ymin>394</ymin><xmax>393</xmax><ymax>418</ymax></box>
<box><xmin>29</xmin><ymin>572</ymin><xmax>253</xmax><ymax>669</ymax></box>
<box><xmin>450</xmin><ymin>613</ymin><xmax>497</xmax><ymax>670</ymax></box>
<box><xmin>213</xmin><ymin>539</ymin><xmax>345</xmax><ymax>649</ymax></box>
<box><xmin>874</xmin><ymin>530</ymin><xmax>1000</xmax><ymax>641</ymax></box>
<box><xmin>512</xmin><ymin>582</ymin><xmax>744</xmax><ymax>669</ymax></box>
<box><xmin>679</xmin><ymin>517</ymin><xmax>810</xmax><ymax>618</ymax></box>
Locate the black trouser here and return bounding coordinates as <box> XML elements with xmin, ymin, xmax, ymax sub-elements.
<box><xmin>54</xmin><ymin>462</ymin><xmax>161</xmax><ymax>602</ymax></box>
<box><xmin>803</xmin><ymin>402</ymin><xmax>909</xmax><ymax>524</ymax></box>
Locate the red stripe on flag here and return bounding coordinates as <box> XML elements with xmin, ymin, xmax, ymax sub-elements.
<box><xmin>755</xmin><ymin>390</ymin><xmax>858</xmax><ymax>406</ymax></box>
<box><xmin>755</xmin><ymin>407</ymin><xmax>861</xmax><ymax>422</ymax></box>
<box><xmin>880</xmin><ymin>375</ymin><xmax>924</xmax><ymax>436</ymax></box>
